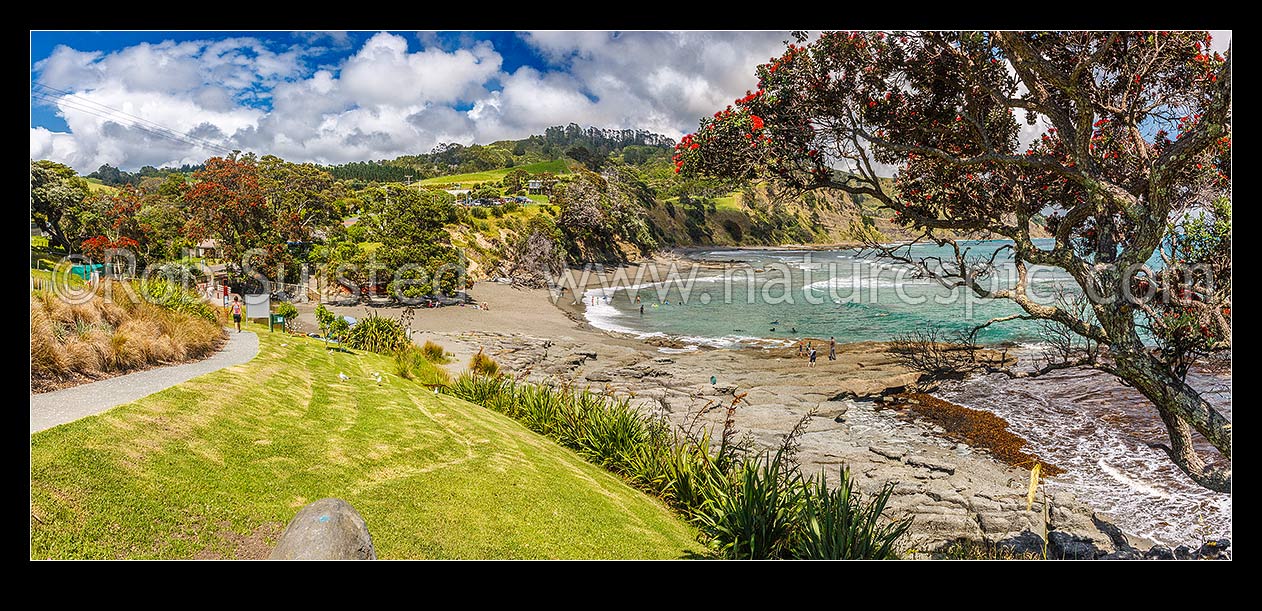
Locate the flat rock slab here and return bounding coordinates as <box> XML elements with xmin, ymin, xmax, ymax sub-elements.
<box><xmin>906</xmin><ymin>455</ymin><xmax>957</xmax><ymax>474</ymax></box>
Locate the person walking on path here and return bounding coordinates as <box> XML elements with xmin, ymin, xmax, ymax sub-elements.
<box><xmin>231</xmin><ymin>296</ymin><xmax>243</xmax><ymax>333</ymax></box>
<box><xmin>828</xmin><ymin>336</ymin><xmax>837</xmax><ymax>361</ymax></box>
<box><xmin>808</xmin><ymin>346</ymin><xmax>818</xmax><ymax>367</ymax></box>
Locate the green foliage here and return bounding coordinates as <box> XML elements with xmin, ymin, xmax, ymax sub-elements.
<box><xmin>87</xmin><ymin>162</ymin><xmax>201</xmax><ymax>187</ymax></box>
<box><xmin>354</xmin><ymin>185</ymin><xmax>463</xmax><ymax>298</ymax></box>
<box><xmin>695</xmin><ymin>449</ymin><xmax>803</xmax><ymax>559</ymax></box>
<box><xmin>392</xmin><ymin>343</ymin><xmax>452</xmax><ymax>385</ymax></box>
<box><xmin>135</xmin><ymin>278</ymin><xmax>218</xmax><ymax>323</ymax></box>
<box><xmin>471</xmin><ymin>207</ymin><xmax>489</xmax><ymax>219</ymax></box>
<box><xmin>444</xmin><ymin>374</ymin><xmax>912</xmax><ymax>559</ymax></box>
<box><xmin>274</xmin><ymin>301</ymin><xmax>299</xmax><ymax>327</ymax></box>
<box><xmin>794</xmin><ymin>468</ymin><xmax>911</xmax><ymax>559</ymax></box>
<box><xmin>31</xmin><ymin>160</ymin><xmax>94</xmax><ymax>252</ymax></box>
<box><xmin>315</xmin><ymin>304</ymin><xmax>350</xmax><ymax>344</ymax></box>
<box><xmin>343</xmin><ymin>312</ymin><xmax>408</xmax><ymax>354</ymax></box>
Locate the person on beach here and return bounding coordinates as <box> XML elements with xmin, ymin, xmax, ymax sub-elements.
<box><xmin>808</xmin><ymin>346</ymin><xmax>818</xmax><ymax>367</ymax></box>
<box><xmin>640</xmin><ymin>304</ymin><xmax>644</xmax><ymax>316</ymax></box>
<box><xmin>231</xmin><ymin>296</ymin><xmax>242</xmax><ymax>333</ymax></box>
<box><xmin>829</xmin><ymin>337</ymin><xmax>836</xmax><ymax>361</ymax></box>
<box><xmin>797</xmin><ymin>340</ymin><xmax>804</xmax><ymax>356</ymax></box>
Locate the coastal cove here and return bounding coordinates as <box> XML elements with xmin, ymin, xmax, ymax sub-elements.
<box><xmin>320</xmin><ymin>245</ymin><xmax>1230</xmax><ymax>553</ymax></box>
<box><xmin>563</xmin><ymin>245</ymin><xmax>1232</xmax><ymax>548</ymax></box>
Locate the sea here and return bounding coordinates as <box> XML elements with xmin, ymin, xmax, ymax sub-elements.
<box><xmin>579</xmin><ymin>241</ymin><xmax>1231</xmax><ymax>547</ymax></box>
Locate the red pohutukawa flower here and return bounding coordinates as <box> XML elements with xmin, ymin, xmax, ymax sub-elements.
<box><xmin>750</xmin><ymin>115</ymin><xmax>765</xmax><ymax>131</ymax></box>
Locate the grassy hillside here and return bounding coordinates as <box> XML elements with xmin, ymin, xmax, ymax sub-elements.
<box><xmin>29</xmin><ymin>326</ymin><xmax>704</xmax><ymax>559</ymax></box>
<box><xmin>417</xmin><ymin>159</ymin><xmax>572</xmax><ymax>186</ymax></box>
<box><xmin>84</xmin><ymin>177</ymin><xmax>119</xmax><ymax>195</ymax></box>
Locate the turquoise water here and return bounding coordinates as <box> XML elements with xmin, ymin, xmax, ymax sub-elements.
<box><xmin>579</xmin><ymin>240</ymin><xmax>1230</xmax><ymax>545</ymax></box>
<box><xmin>583</xmin><ymin>240</ymin><xmax>1076</xmax><ymax>346</ymax></box>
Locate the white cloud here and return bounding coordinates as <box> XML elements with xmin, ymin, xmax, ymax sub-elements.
<box><xmin>32</xmin><ymin>31</ymin><xmax>790</xmax><ymax>171</ymax></box>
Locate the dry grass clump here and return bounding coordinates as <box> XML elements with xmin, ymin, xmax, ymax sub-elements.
<box><xmin>420</xmin><ymin>340</ymin><xmax>449</xmax><ymax>363</ymax></box>
<box><xmin>31</xmin><ymin>284</ymin><xmax>226</xmax><ymax>392</ymax></box>
<box><xmin>469</xmin><ymin>349</ymin><xmax>499</xmax><ymax>377</ymax></box>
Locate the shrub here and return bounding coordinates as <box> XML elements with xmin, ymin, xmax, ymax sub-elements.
<box><xmin>469</xmin><ymin>349</ymin><xmax>499</xmax><ymax>376</ymax></box>
<box><xmin>794</xmin><ymin>468</ymin><xmax>912</xmax><ymax>559</ymax></box>
<box><xmin>502</xmin><ymin>201</ymin><xmax>521</xmax><ymax>214</ymax></box>
<box><xmin>471</xmin><ymin>207</ymin><xmax>489</xmax><ymax>219</ymax></box>
<box><xmin>275</xmin><ymin>301</ymin><xmax>299</xmax><ymax>328</ymax></box>
<box><xmin>393</xmin><ymin>344</ymin><xmax>451</xmax><ymax>386</ymax></box>
<box><xmin>694</xmin><ymin>448</ymin><xmax>804</xmax><ymax>559</ymax></box>
<box><xmin>343</xmin><ymin>312</ymin><xmax>408</xmax><ymax>354</ymax></box>
<box><xmin>442</xmin><ymin>373</ymin><xmax>913</xmax><ymax>559</ymax></box>
<box><xmin>420</xmin><ymin>340</ymin><xmax>449</xmax><ymax>363</ymax></box>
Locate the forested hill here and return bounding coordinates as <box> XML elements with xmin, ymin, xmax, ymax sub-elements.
<box><xmin>322</xmin><ymin>124</ymin><xmax>675</xmax><ymax>184</ymax></box>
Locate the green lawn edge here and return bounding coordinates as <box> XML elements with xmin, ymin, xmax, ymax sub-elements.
<box><xmin>30</xmin><ymin>325</ymin><xmax>704</xmax><ymax>559</ymax></box>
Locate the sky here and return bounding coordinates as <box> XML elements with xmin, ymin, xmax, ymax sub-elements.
<box><xmin>29</xmin><ymin>30</ymin><xmax>795</xmax><ymax>172</ymax></box>
<box><xmin>30</xmin><ymin>30</ymin><xmax>1231</xmax><ymax>174</ymax></box>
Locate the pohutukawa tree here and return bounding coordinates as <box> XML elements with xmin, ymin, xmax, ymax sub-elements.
<box><xmin>677</xmin><ymin>31</ymin><xmax>1231</xmax><ymax>492</ymax></box>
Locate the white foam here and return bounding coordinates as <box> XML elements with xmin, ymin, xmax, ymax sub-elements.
<box><xmin>1097</xmin><ymin>458</ymin><xmax>1173</xmax><ymax>500</ymax></box>
<box><xmin>658</xmin><ymin>346</ymin><xmax>699</xmax><ymax>354</ymax></box>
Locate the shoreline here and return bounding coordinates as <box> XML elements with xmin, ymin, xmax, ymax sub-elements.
<box><xmin>321</xmin><ymin>263</ymin><xmax>1161</xmax><ymax>556</ymax></box>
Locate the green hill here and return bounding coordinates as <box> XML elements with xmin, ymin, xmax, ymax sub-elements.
<box><xmin>418</xmin><ymin>159</ymin><xmax>572</xmax><ymax>186</ymax></box>
<box><xmin>30</xmin><ymin>327</ymin><xmax>704</xmax><ymax>559</ymax></box>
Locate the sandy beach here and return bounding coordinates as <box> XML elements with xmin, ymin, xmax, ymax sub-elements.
<box><xmin>307</xmin><ymin>262</ymin><xmax>1150</xmax><ymax>556</ymax></box>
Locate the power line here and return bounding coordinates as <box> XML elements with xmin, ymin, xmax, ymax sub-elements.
<box><xmin>32</xmin><ymin>91</ymin><xmax>234</xmax><ymax>155</ymax></box>
<box><xmin>32</xmin><ymin>82</ymin><xmax>235</xmax><ymax>153</ymax></box>
<box><xmin>31</xmin><ymin>83</ymin><xmax>236</xmax><ymax>155</ymax></box>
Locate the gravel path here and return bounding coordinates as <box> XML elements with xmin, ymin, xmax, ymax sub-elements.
<box><xmin>30</xmin><ymin>329</ymin><xmax>260</xmax><ymax>434</ymax></box>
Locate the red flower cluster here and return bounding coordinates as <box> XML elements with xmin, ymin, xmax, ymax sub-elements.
<box><xmin>750</xmin><ymin>115</ymin><xmax>765</xmax><ymax>130</ymax></box>
<box><xmin>735</xmin><ymin>89</ymin><xmax>765</xmax><ymax>105</ymax></box>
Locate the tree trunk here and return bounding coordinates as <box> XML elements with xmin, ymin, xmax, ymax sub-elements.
<box><xmin>1112</xmin><ymin>350</ymin><xmax>1232</xmax><ymax>492</ymax></box>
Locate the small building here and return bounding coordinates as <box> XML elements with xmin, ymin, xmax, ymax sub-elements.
<box><xmin>445</xmin><ymin>189</ymin><xmax>472</xmax><ymax>204</ymax></box>
<box><xmin>526</xmin><ymin>179</ymin><xmax>544</xmax><ymax>194</ymax></box>
<box><xmin>194</xmin><ymin>239</ymin><xmax>218</xmax><ymax>259</ymax></box>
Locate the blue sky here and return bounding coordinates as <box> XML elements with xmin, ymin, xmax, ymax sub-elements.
<box><xmin>30</xmin><ymin>30</ymin><xmax>792</xmax><ymax>172</ymax></box>
<box><xmin>30</xmin><ymin>30</ymin><xmax>1231</xmax><ymax>173</ymax></box>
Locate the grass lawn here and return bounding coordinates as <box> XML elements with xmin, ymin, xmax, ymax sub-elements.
<box><xmin>418</xmin><ymin>159</ymin><xmax>570</xmax><ymax>186</ymax></box>
<box><xmin>30</xmin><ymin>326</ymin><xmax>704</xmax><ymax>559</ymax></box>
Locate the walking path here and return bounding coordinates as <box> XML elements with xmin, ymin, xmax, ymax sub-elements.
<box><xmin>30</xmin><ymin>330</ymin><xmax>259</xmax><ymax>434</ymax></box>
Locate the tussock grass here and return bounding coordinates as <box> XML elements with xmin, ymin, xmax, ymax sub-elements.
<box><xmin>420</xmin><ymin>340</ymin><xmax>449</xmax><ymax>363</ymax></box>
<box><xmin>469</xmin><ymin>350</ymin><xmax>499</xmax><ymax>376</ymax></box>
<box><xmin>393</xmin><ymin>344</ymin><xmax>452</xmax><ymax>386</ymax></box>
<box><xmin>30</xmin><ymin>281</ymin><xmax>226</xmax><ymax>392</ymax></box>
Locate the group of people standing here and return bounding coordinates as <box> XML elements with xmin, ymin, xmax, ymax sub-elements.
<box><xmin>797</xmin><ymin>336</ymin><xmax>837</xmax><ymax>367</ymax></box>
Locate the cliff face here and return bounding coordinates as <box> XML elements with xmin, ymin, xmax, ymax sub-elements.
<box><xmin>450</xmin><ymin>184</ymin><xmax>1049</xmax><ymax>281</ymax></box>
